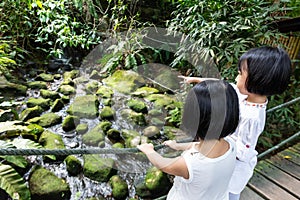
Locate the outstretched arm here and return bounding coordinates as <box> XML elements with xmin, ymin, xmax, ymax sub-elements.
<box><xmin>137</xmin><ymin>143</ymin><xmax>189</xmax><ymax>179</ymax></box>
<box><xmin>178</xmin><ymin>75</ymin><xmax>219</xmax><ymax>84</ymax></box>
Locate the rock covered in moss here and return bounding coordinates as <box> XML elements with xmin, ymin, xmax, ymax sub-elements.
<box><xmin>131</xmin><ymin>86</ymin><xmax>159</xmax><ymax>97</ymax></box>
<box><xmin>36</xmin><ymin>73</ymin><xmax>54</xmax><ymax>82</ymax></box>
<box><xmin>82</xmin><ymin>124</ymin><xmax>105</xmax><ymax>146</ymax></box>
<box><xmin>109</xmin><ymin>175</ymin><xmax>129</xmax><ymax>199</ymax></box>
<box><xmin>51</xmin><ymin>99</ymin><xmax>65</xmax><ymax>112</ymax></box>
<box><xmin>29</xmin><ymin>166</ymin><xmax>71</xmax><ymax>200</ymax></box>
<box><xmin>28</xmin><ymin>112</ymin><xmax>62</xmax><ymax>127</ymax></box>
<box><xmin>120</xmin><ymin>109</ymin><xmax>146</xmax><ymax>126</ymax></box>
<box><xmin>19</xmin><ymin>105</ymin><xmax>43</xmax><ymax>121</ymax></box>
<box><xmin>96</xmin><ymin>85</ymin><xmax>114</xmax><ymax>98</ymax></box>
<box><xmin>58</xmin><ymin>85</ymin><xmax>76</xmax><ymax>95</ymax></box>
<box><xmin>67</xmin><ymin>95</ymin><xmax>99</xmax><ymax>119</ymax></box>
<box><xmin>27</xmin><ymin>97</ymin><xmax>51</xmax><ymax>110</ymax></box>
<box><xmin>127</xmin><ymin>99</ymin><xmax>148</xmax><ymax>113</ymax></box>
<box><xmin>64</xmin><ymin>155</ymin><xmax>82</xmax><ymax>176</ymax></box>
<box><xmin>83</xmin><ymin>155</ymin><xmax>117</xmax><ymax>182</ymax></box>
<box><xmin>27</xmin><ymin>81</ymin><xmax>47</xmax><ymax>89</ymax></box>
<box><xmin>100</xmin><ymin>106</ymin><xmax>115</xmax><ymax>120</ymax></box>
<box><xmin>62</xmin><ymin>115</ymin><xmax>80</xmax><ymax>132</ymax></box>
<box><xmin>76</xmin><ymin>123</ymin><xmax>88</xmax><ymax>134</ymax></box>
<box><xmin>40</xmin><ymin>89</ymin><xmax>60</xmax><ymax>100</ymax></box>
<box><xmin>102</xmin><ymin>70</ymin><xmax>146</xmax><ymax>94</ymax></box>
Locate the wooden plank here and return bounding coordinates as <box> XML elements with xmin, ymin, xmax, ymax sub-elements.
<box><xmin>255</xmin><ymin>160</ymin><xmax>300</xmax><ymax>198</ymax></box>
<box><xmin>293</xmin><ymin>143</ymin><xmax>300</xmax><ymax>152</ymax></box>
<box><xmin>248</xmin><ymin>172</ymin><xmax>298</xmax><ymax>200</ymax></box>
<box><xmin>266</xmin><ymin>155</ymin><xmax>300</xmax><ymax>180</ymax></box>
<box><xmin>240</xmin><ymin>186</ymin><xmax>265</xmax><ymax>200</ymax></box>
<box><xmin>277</xmin><ymin>148</ymin><xmax>300</xmax><ymax>166</ymax></box>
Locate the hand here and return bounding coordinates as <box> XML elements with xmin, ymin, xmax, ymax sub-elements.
<box><xmin>163</xmin><ymin>140</ymin><xmax>178</xmax><ymax>150</ymax></box>
<box><xmin>137</xmin><ymin>143</ymin><xmax>155</xmax><ymax>154</ymax></box>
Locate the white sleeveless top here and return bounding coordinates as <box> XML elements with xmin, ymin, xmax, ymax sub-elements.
<box><xmin>167</xmin><ymin>137</ymin><xmax>236</xmax><ymax>200</ymax></box>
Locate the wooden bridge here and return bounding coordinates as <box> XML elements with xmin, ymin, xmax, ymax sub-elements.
<box><xmin>241</xmin><ymin>140</ymin><xmax>300</xmax><ymax>200</ymax></box>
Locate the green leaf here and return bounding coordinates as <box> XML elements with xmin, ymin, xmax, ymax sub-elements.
<box><xmin>0</xmin><ymin>164</ymin><xmax>31</xmax><ymax>200</ymax></box>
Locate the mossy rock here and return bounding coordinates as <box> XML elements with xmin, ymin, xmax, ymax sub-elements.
<box><xmin>36</xmin><ymin>73</ymin><xmax>54</xmax><ymax>82</ymax></box>
<box><xmin>127</xmin><ymin>99</ymin><xmax>148</xmax><ymax>113</ymax></box>
<box><xmin>58</xmin><ymin>85</ymin><xmax>76</xmax><ymax>95</ymax></box>
<box><xmin>29</xmin><ymin>166</ymin><xmax>71</xmax><ymax>200</ymax></box>
<box><xmin>82</xmin><ymin>124</ymin><xmax>105</xmax><ymax>146</ymax></box>
<box><xmin>40</xmin><ymin>89</ymin><xmax>60</xmax><ymax>100</ymax></box>
<box><xmin>19</xmin><ymin>105</ymin><xmax>43</xmax><ymax>121</ymax></box>
<box><xmin>28</xmin><ymin>112</ymin><xmax>62</xmax><ymax>127</ymax></box>
<box><xmin>96</xmin><ymin>85</ymin><xmax>114</xmax><ymax>98</ymax></box>
<box><xmin>64</xmin><ymin>155</ymin><xmax>82</xmax><ymax>176</ymax></box>
<box><xmin>100</xmin><ymin>106</ymin><xmax>115</xmax><ymax>120</ymax></box>
<box><xmin>102</xmin><ymin>70</ymin><xmax>146</xmax><ymax>94</ymax></box>
<box><xmin>83</xmin><ymin>155</ymin><xmax>117</xmax><ymax>182</ymax></box>
<box><xmin>67</xmin><ymin>95</ymin><xmax>99</xmax><ymax>119</ymax></box>
<box><xmin>109</xmin><ymin>175</ymin><xmax>129</xmax><ymax>200</ymax></box>
<box><xmin>62</xmin><ymin>115</ymin><xmax>80</xmax><ymax>132</ymax></box>
<box><xmin>131</xmin><ymin>86</ymin><xmax>159</xmax><ymax>97</ymax></box>
<box><xmin>27</xmin><ymin>97</ymin><xmax>51</xmax><ymax>110</ymax></box>
<box><xmin>51</xmin><ymin>99</ymin><xmax>65</xmax><ymax>112</ymax></box>
<box><xmin>76</xmin><ymin>123</ymin><xmax>88</xmax><ymax>134</ymax></box>
<box><xmin>27</xmin><ymin>81</ymin><xmax>47</xmax><ymax>89</ymax></box>
<box><xmin>144</xmin><ymin>167</ymin><xmax>171</xmax><ymax>197</ymax></box>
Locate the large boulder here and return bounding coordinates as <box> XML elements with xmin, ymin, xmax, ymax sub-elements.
<box><xmin>29</xmin><ymin>166</ymin><xmax>71</xmax><ymax>200</ymax></box>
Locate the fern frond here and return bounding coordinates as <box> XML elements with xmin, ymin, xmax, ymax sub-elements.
<box><xmin>0</xmin><ymin>164</ymin><xmax>31</xmax><ymax>200</ymax></box>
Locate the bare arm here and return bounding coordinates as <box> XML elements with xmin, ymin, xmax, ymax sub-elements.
<box><xmin>163</xmin><ymin>140</ymin><xmax>193</xmax><ymax>151</ymax></box>
<box><xmin>137</xmin><ymin>143</ymin><xmax>189</xmax><ymax>179</ymax></box>
<box><xmin>178</xmin><ymin>75</ymin><xmax>219</xmax><ymax>84</ymax></box>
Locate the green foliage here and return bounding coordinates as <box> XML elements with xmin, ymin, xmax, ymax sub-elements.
<box><xmin>167</xmin><ymin>0</ymin><xmax>289</xmax><ymax>77</ymax></box>
<box><xmin>0</xmin><ymin>164</ymin><xmax>31</xmax><ymax>200</ymax></box>
<box><xmin>258</xmin><ymin>68</ymin><xmax>300</xmax><ymax>152</ymax></box>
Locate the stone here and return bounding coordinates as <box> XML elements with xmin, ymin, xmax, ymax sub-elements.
<box><xmin>127</xmin><ymin>99</ymin><xmax>148</xmax><ymax>113</ymax></box>
<box><xmin>58</xmin><ymin>85</ymin><xmax>76</xmax><ymax>95</ymax></box>
<box><xmin>40</xmin><ymin>89</ymin><xmax>60</xmax><ymax>100</ymax></box>
<box><xmin>83</xmin><ymin>155</ymin><xmax>117</xmax><ymax>182</ymax></box>
<box><xmin>96</xmin><ymin>85</ymin><xmax>114</xmax><ymax>98</ymax></box>
<box><xmin>82</xmin><ymin>124</ymin><xmax>105</xmax><ymax>146</ymax></box>
<box><xmin>64</xmin><ymin>155</ymin><xmax>82</xmax><ymax>176</ymax></box>
<box><xmin>27</xmin><ymin>81</ymin><xmax>47</xmax><ymax>89</ymax></box>
<box><xmin>131</xmin><ymin>86</ymin><xmax>159</xmax><ymax>97</ymax></box>
<box><xmin>67</xmin><ymin>95</ymin><xmax>99</xmax><ymax>119</ymax></box>
<box><xmin>102</xmin><ymin>70</ymin><xmax>146</xmax><ymax>94</ymax></box>
<box><xmin>62</xmin><ymin>115</ymin><xmax>80</xmax><ymax>132</ymax></box>
<box><xmin>143</xmin><ymin>126</ymin><xmax>161</xmax><ymax>138</ymax></box>
<box><xmin>100</xmin><ymin>106</ymin><xmax>115</xmax><ymax>120</ymax></box>
<box><xmin>51</xmin><ymin>99</ymin><xmax>64</xmax><ymax>112</ymax></box>
<box><xmin>19</xmin><ymin>105</ymin><xmax>43</xmax><ymax>121</ymax></box>
<box><xmin>29</xmin><ymin>113</ymin><xmax>62</xmax><ymax>127</ymax></box>
<box><xmin>26</xmin><ymin>97</ymin><xmax>51</xmax><ymax>110</ymax></box>
<box><xmin>36</xmin><ymin>73</ymin><xmax>54</xmax><ymax>82</ymax></box>
<box><xmin>29</xmin><ymin>166</ymin><xmax>71</xmax><ymax>200</ymax></box>
<box><xmin>109</xmin><ymin>175</ymin><xmax>129</xmax><ymax>199</ymax></box>
<box><xmin>75</xmin><ymin>123</ymin><xmax>88</xmax><ymax>134</ymax></box>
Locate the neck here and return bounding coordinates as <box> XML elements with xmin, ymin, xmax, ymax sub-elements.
<box><xmin>247</xmin><ymin>93</ymin><xmax>267</xmax><ymax>104</ymax></box>
<box><xmin>195</xmin><ymin>138</ymin><xmax>229</xmax><ymax>158</ymax></box>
